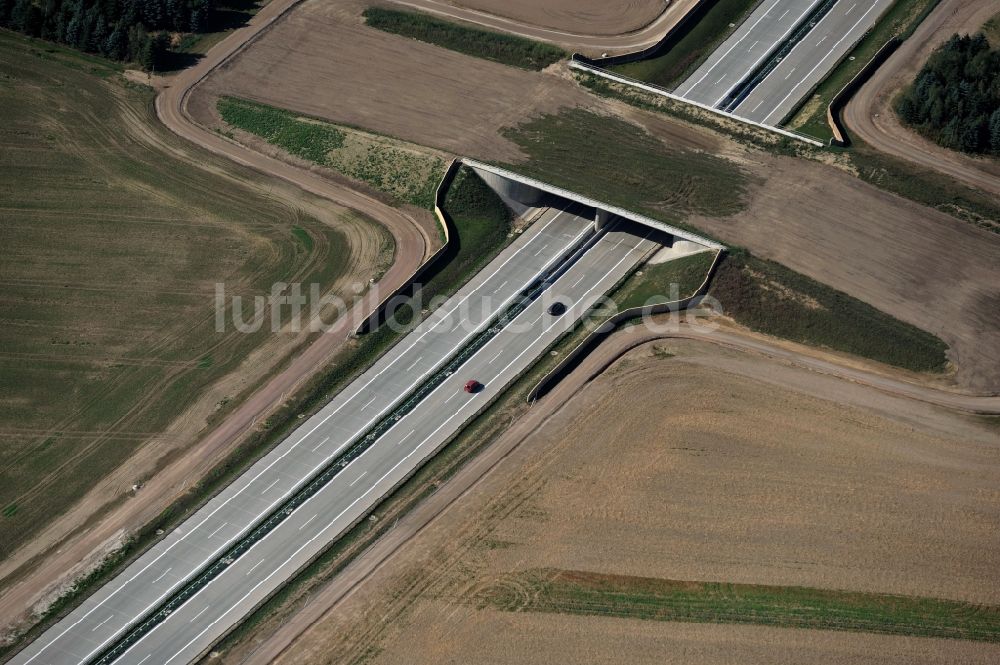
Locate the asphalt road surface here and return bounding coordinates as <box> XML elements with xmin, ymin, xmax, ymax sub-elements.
<box><xmin>11</xmin><ymin>206</ymin><xmax>619</xmax><ymax>665</ymax></box>
<box><xmin>674</xmin><ymin>0</ymin><xmax>822</xmax><ymax>106</ymax></box>
<box><xmin>734</xmin><ymin>0</ymin><xmax>895</xmax><ymax>123</ymax></box>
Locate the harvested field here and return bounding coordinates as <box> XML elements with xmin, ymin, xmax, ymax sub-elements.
<box><xmin>446</xmin><ymin>0</ymin><xmax>668</xmax><ymax>36</ymax></box>
<box><xmin>362</xmin><ymin>607</ymin><xmax>1000</xmax><ymax>665</ymax></box>
<box><xmin>192</xmin><ymin>0</ymin><xmax>592</xmax><ymax>162</ymax></box>
<box><xmin>250</xmin><ymin>339</ymin><xmax>1000</xmax><ymax>665</ymax></box>
<box><xmin>0</xmin><ymin>31</ymin><xmax>389</xmax><ymax>605</ymax></box>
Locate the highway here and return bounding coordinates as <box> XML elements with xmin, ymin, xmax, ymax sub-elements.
<box><xmin>674</xmin><ymin>0</ymin><xmax>823</xmax><ymax>106</ymax></box>
<box><xmin>8</xmin><ymin>206</ymin><xmax>604</xmax><ymax>665</ymax></box>
<box><xmin>10</xmin><ymin>210</ymin><xmax>657</xmax><ymax>665</ymax></box>
<box><xmin>734</xmin><ymin>0</ymin><xmax>895</xmax><ymax>123</ymax></box>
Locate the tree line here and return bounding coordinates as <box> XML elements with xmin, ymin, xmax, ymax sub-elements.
<box><xmin>896</xmin><ymin>33</ymin><xmax>1000</xmax><ymax>156</ymax></box>
<box><xmin>0</xmin><ymin>0</ymin><xmax>215</xmax><ymax>69</ymax></box>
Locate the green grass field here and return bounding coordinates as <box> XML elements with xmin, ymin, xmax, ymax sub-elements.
<box><xmin>613</xmin><ymin>251</ymin><xmax>718</xmax><ymax>311</ymax></box>
<box><xmin>218</xmin><ymin>96</ymin><xmax>446</xmax><ymax>209</ymax></box>
<box><xmin>0</xmin><ymin>33</ymin><xmax>379</xmax><ymax>562</ymax></box>
<box><xmin>478</xmin><ymin>569</ymin><xmax>1000</xmax><ymax>642</ymax></box>
<box><xmin>709</xmin><ymin>250</ymin><xmax>948</xmax><ymax>371</ymax></box>
<box><xmin>787</xmin><ymin>0</ymin><xmax>941</xmax><ymax>139</ymax></box>
<box><xmin>362</xmin><ymin>7</ymin><xmax>565</xmax><ymax>71</ymax></box>
<box><xmin>502</xmin><ymin>109</ymin><xmax>749</xmax><ymax>226</ymax></box>
<box><xmin>610</xmin><ymin>0</ymin><xmax>760</xmax><ymax>90</ymax></box>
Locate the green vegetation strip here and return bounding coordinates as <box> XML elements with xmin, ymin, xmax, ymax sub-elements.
<box><xmin>610</xmin><ymin>0</ymin><xmax>760</xmax><ymax>90</ymax></box>
<box><xmin>217</xmin><ymin>96</ymin><xmax>445</xmax><ymax>208</ymax></box>
<box><xmin>613</xmin><ymin>251</ymin><xmax>718</xmax><ymax>310</ymax></box>
<box><xmin>501</xmin><ymin>109</ymin><xmax>749</xmax><ymax>225</ymax></box>
<box><xmin>362</xmin><ymin>7</ymin><xmax>565</xmax><ymax>71</ymax></box>
<box><xmin>479</xmin><ymin>569</ymin><xmax>1000</xmax><ymax>642</ymax></box>
<box><xmin>710</xmin><ymin>250</ymin><xmax>947</xmax><ymax>372</ymax></box>
<box><xmin>850</xmin><ymin>142</ymin><xmax>1000</xmax><ymax>234</ymax></box>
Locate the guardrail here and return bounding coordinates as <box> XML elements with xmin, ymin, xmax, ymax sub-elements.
<box><xmin>355</xmin><ymin>158</ymin><xmax>460</xmax><ymax>335</ymax></box>
<box><xmin>825</xmin><ymin>38</ymin><xmax>901</xmax><ymax>147</ymax></box>
<box><xmin>568</xmin><ymin>60</ymin><xmax>825</xmax><ymax>147</ymax></box>
<box><xmin>527</xmin><ymin>248</ymin><xmax>725</xmax><ymax>402</ymax></box>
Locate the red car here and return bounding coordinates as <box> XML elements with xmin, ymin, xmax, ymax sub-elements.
<box><xmin>464</xmin><ymin>379</ymin><xmax>483</xmax><ymax>394</ymax></box>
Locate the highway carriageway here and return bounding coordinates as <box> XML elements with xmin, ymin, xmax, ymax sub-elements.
<box><xmin>674</xmin><ymin>0</ymin><xmax>825</xmax><ymax>108</ymax></box>
<box><xmin>733</xmin><ymin>0</ymin><xmax>894</xmax><ymax>124</ymax></box>
<box><xmin>11</xmin><ymin>205</ymin><xmax>614</xmax><ymax>665</ymax></box>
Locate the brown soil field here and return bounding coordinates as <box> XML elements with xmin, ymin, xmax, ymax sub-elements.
<box><xmin>192</xmin><ymin>0</ymin><xmax>593</xmax><ymax>162</ymax></box>
<box><xmin>245</xmin><ymin>338</ymin><xmax>1000</xmax><ymax>665</ymax></box>
<box><xmin>0</xmin><ymin>32</ymin><xmax>390</xmax><ymax>576</ymax></box>
<box><xmin>385</xmin><ymin>0</ymin><xmax>701</xmax><ymax>53</ymax></box>
<box><xmin>444</xmin><ymin>0</ymin><xmax>668</xmax><ymax>36</ymax></box>
<box><xmin>0</xmin><ymin>27</ymin><xmax>432</xmax><ymax>639</ymax></box>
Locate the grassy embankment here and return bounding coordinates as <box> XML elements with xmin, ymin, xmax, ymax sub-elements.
<box><xmin>709</xmin><ymin>251</ymin><xmax>947</xmax><ymax>371</ymax></box>
<box><xmin>218</xmin><ymin>96</ymin><xmax>445</xmax><ymax>208</ymax></box>
<box><xmin>610</xmin><ymin>0</ymin><xmax>760</xmax><ymax>89</ymax></box>
<box><xmin>362</xmin><ymin>7</ymin><xmax>565</xmax><ymax>71</ymax></box>
<box><xmin>0</xmin><ymin>31</ymin><xmax>373</xmax><ymax>572</ymax></box>
<box><xmin>478</xmin><ymin>569</ymin><xmax>1000</xmax><ymax>642</ymax></box>
<box><xmin>612</xmin><ymin>251</ymin><xmax>718</xmax><ymax>311</ymax></box>
<box><xmin>787</xmin><ymin>0</ymin><xmax>942</xmax><ymax>139</ymax></box>
<box><xmin>502</xmin><ymin>110</ymin><xmax>948</xmax><ymax>372</ymax></box>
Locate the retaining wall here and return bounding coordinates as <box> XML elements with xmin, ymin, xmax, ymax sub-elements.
<box><xmin>355</xmin><ymin>159</ymin><xmax>460</xmax><ymax>335</ymax></box>
<box><xmin>825</xmin><ymin>38</ymin><xmax>901</xmax><ymax>147</ymax></box>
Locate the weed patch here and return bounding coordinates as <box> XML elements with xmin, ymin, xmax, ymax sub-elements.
<box><xmin>478</xmin><ymin>569</ymin><xmax>1000</xmax><ymax>642</ymax></box>
<box><xmin>363</xmin><ymin>7</ymin><xmax>565</xmax><ymax>71</ymax></box>
<box><xmin>218</xmin><ymin>96</ymin><xmax>446</xmax><ymax>208</ymax></box>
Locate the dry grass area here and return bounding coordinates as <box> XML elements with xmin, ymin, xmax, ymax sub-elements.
<box><xmin>192</xmin><ymin>0</ymin><xmax>592</xmax><ymax>161</ymax></box>
<box><xmin>256</xmin><ymin>339</ymin><xmax>1000</xmax><ymax>665</ymax></box>
<box><xmin>447</xmin><ymin>0</ymin><xmax>668</xmax><ymax>35</ymax></box>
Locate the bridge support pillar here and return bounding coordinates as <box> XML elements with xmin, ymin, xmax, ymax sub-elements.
<box><xmin>594</xmin><ymin>208</ymin><xmax>611</xmax><ymax>232</ymax></box>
